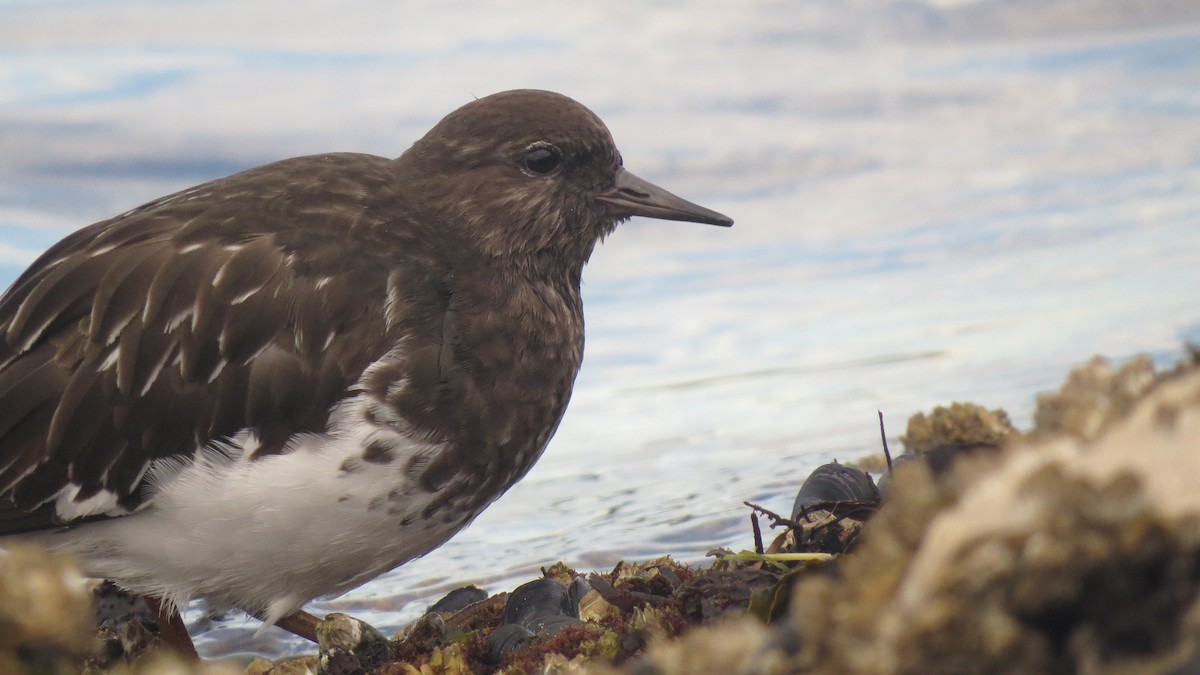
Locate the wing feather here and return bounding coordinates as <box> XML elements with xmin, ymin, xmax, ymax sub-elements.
<box><xmin>0</xmin><ymin>153</ymin><xmax>415</xmax><ymax>531</ymax></box>
<box><xmin>0</xmin><ymin>344</ymin><xmax>65</xmax><ymax>460</ymax></box>
<box><xmin>90</xmin><ymin>245</ymin><xmax>171</xmax><ymax>346</ymax></box>
<box><xmin>6</xmin><ymin>253</ymin><xmax>112</xmax><ymax>351</ymax></box>
<box><xmin>44</xmin><ymin>348</ymin><xmax>109</xmax><ymax>458</ymax></box>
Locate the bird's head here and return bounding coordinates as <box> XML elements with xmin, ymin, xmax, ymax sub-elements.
<box><xmin>401</xmin><ymin>89</ymin><xmax>731</xmax><ymax>266</ymax></box>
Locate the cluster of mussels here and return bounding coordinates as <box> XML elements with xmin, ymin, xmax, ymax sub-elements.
<box><xmin>755</xmin><ymin>437</ymin><xmax>1003</xmax><ymax>562</ymax></box>
<box><xmin>249</xmin><ymin>435</ymin><xmax>1007</xmax><ymax>674</ymax></box>
<box><xmin>235</xmin><ymin>550</ymin><xmax>803</xmax><ymax>674</ymax></box>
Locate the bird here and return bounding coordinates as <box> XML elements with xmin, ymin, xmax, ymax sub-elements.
<box><xmin>0</xmin><ymin>89</ymin><xmax>732</xmax><ymax>651</ymax></box>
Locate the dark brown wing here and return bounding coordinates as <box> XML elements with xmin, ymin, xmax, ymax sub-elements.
<box><xmin>0</xmin><ymin>153</ymin><xmax>422</xmax><ymax>533</ymax></box>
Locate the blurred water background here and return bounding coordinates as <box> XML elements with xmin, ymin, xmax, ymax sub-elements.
<box><xmin>2</xmin><ymin>0</ymin><xmax>1199</xmax><ymax>662</ymax></box>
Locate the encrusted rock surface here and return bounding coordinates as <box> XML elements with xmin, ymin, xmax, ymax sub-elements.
<box><xmin>5</xmin><ymin>351</ymin><xmax>1200</xmax><ymax>674</ymax></box>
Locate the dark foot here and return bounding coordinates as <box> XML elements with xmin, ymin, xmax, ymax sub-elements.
<box><xmin>145</xmin><ymin>596</ymin><xmax>200</xmax><ymax>660</ymax></box>
<box><xmin>267</xmin><ymin>609</ymin><xmax>322</xmax><ymax>643</ymax></box>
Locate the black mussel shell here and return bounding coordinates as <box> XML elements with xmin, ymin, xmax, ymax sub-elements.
<box><xmin>485</xmin><ymin>577</ymin><xmax>584</xmax><ymax>662</ymax></box>
<box><xmin>484</xmin><ymin>624</ymin><xmax>535</xmax><ymax>663</ymax></box>
<box><xmin>502</xmin><ymin>578</ymin><xmax>580</xmax><ymax>628</ymax></box>
<box><xmin>791</xmin><ymin>462</ymin><xmax>881</xmax><ymax>520</ymax></box>
<box><xmin>425</xmin><ymin>585</ymin><xmax>488</xmax><ymax>615</ymax></box>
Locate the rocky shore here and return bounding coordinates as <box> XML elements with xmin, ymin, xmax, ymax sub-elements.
<box><xmin>4</xmin><ymin>349</ymin><xmax>1199</xmax><ymax>674</ymax></box>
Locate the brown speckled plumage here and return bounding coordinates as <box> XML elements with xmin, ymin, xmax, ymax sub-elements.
<box><xmin>0</xmin><ymin>89</ymin><xmax>731</xmax><ymax>627</ymax></box>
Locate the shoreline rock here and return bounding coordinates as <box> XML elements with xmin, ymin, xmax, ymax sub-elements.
<box><xmin>5</xmin><ymin>350</ymin><xmax>1200</xmax><ymax>674</ymax></box>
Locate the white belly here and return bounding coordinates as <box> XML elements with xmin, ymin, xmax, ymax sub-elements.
<box><xmin>46</xmin><ymin>394</ymin><xmax>475</xmax><ymax>625</ymax></box>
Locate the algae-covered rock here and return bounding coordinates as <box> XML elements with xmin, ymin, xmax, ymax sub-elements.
<box><xmin>0</xmin><ymin>545</ymin><xmax>238</xmax><ymax>674</ymax></box>
<box><xmin>47</xmin><ymin>352</ymin><xmax>1200</xmax><ymax>675</ymax></box>
<box><xmin>777</xmin><ymin>357</ymin><xmax>1200</xmax><ymax>674</ymax></box>
<box><xmin>88</xmin><ymin>654</ymin><xmax>239</xmax><ymax>675</ymax></box>
<box><xmin>901</xmin><ymin>401</ymin><xmax>1016</xmax><ymax>452</ymax></box>
<box><xmin>245</xmin><ymin>654</ymin><xmax>320</xmax><ymax>675</ymax></box>
<box><xmin>611</xmin><ymin>616</ymin><xmax>774</xmax><ymax>675</ymax></box>
<box><xmin>0</xmin><ymin>545</ymin><xmax>92</xmax><ymax>673</ymax></box>
<box><xmin>316</xmin><ymin>612</ymin><xmax>393</xmax><ymax>674</ymax></box>
<box><xmin>1031</xmin><ymin>354</ymin><xmax>1157</xmax><ymax>441</ymax></box>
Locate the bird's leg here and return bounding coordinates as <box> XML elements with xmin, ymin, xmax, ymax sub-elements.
<box><xmin>262</xmin><ymin>609</ymin><xmax>322</xmax><ymax>643</ymax></box>
<box><xmin>144</xmin><ymin>596</ymin><xmax>200</xmax><ymax>660</ymax></box>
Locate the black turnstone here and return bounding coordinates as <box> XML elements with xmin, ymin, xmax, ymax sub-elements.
<box><xmin>0</xmin><ymin>89</ymin><xmax>731</xmax><ymax>646</ymax></box>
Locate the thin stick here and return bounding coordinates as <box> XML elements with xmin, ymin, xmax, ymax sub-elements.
<box><xmin>743</xmin><ymin>501</ymin><xmax>801</xmax><ymax>530</ymax></box>
<box><xmin>751</xmin><ymin>512</ymin><xmax>764</xmax><ymax>554</ymax></box>
<box><xmin>878</xmin><ymin>410</ymin><xmax>893</xmax><ymax>471</ymax></box>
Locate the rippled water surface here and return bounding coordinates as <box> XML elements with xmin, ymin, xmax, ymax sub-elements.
<box><xmin>2</xmin><ymin>0</ymin><xmax>1199</xmax><ymax>661</ymax></box>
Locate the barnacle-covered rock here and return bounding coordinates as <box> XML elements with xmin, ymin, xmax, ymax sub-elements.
<box><xmin>610</xmin><ymin>616</ymin><xmax>775</xmax><ymax>675</ymax></box>
<box><xmin>64</xmin><ymin>352</ymin><xmax>1200</xmax><ymax>674</ymax></box>
<box><xmin>315</xmin><ymin>612</ymin><xmax>392</xmax><ymax>674</ymax></box>
<box><xmin>244</xmin><ymin>656</ymin><xmax>315</xmax><ymax>675</ymax></box>
<box><xmin>1031</xmin><ymin>354</ymin><xmax>1157</xmax><ymax>441</ymax></box>
<box><xmin>397</xmin><ymin>643</ymin><xmax>473</xmax><ymax>675</ymax></box>
<box><xmin>0</xmin><ymin>545</ymin><xmax>92</xmax><ymax>673</ymax></box>
<box><xmin>901</xmin><ymin>401</ymin><xmax>1016</xmax><ymax>452</ymax></box>
<box><xmin>780</xmin><ymin>357</ymin><xmax>1200</xmax><ymax>674</ymax></box>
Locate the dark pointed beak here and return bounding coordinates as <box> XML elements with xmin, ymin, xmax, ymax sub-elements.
<box><xmin>595</xmin><ymin>168</ymin><xmax>733</xmax><ymax>227</ymax></box>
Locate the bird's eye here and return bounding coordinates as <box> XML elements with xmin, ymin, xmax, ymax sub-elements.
<box><xmin>522</xmin><ymin>143</ymin><xmax>562</xmax><ymax>175</ymax></box>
